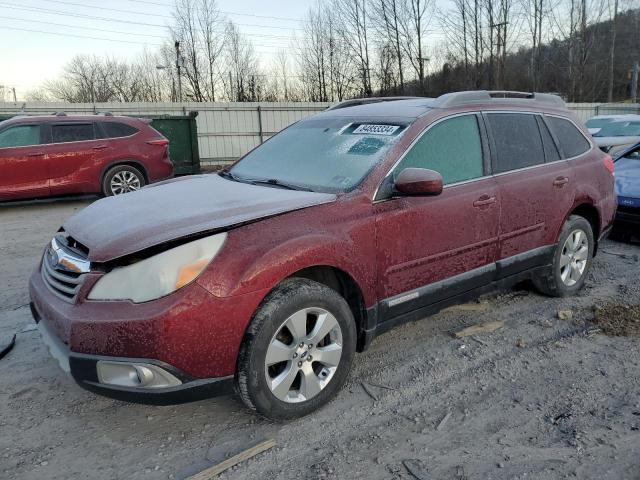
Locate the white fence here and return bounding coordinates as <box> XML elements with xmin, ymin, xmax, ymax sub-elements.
<box><xmin>1</xmin><ymin>101</ymin><xmax>638</xmax><ymax>165</ymax></box>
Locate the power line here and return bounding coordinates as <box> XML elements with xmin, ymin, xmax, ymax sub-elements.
<box><xmin>27</xmin><ymin>0</ymin><xmax>304</xmax><ymax>31</ymax></box>
<box><xmin>0</xmin><ymin>24</ymin><xmax>163</xmax><ymax>46</ymax></box>
<box><xmin>114</xmin><ymin>0</ymin><xmax>303</xmax><ymax>22</ymax></box>
<box><xmin>0</xmin><ymin>3</ymin><xmax>300</xmax><ymax>40</ymax></box>
<box><xmin>2</xmin><ymin>16</ymin><xmax>167</xmax><ymax>39</ymax></box>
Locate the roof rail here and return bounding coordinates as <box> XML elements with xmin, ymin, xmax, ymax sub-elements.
<box><xmin>52</xmin><ymin>112</ymin><xmax>67</xmax><ymax>116</ymax></box>
<box><xmin>327</xmin><ymin>96</ymin><xmax>423</xmax><ymax>111</ymax></box>
<box><xmin>94</xmin><ymin>112</ymin><xmax>113</xmax><ymax>116</ymax></box>
<box><xmin>434</xmin><ymin>90</ymin><xmax>565</xmax><ymax>108</ymax></box>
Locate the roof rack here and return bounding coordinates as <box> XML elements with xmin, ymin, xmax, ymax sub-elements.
<box><xmin>434</xmin><ymin>90</ymin><xmax>565</xmax><ymax>108</ymax></box>
<box><xmin>327</xmin><ymin>96</ymin><xmax>423</xmax><ymax>111</ymax></box>
<box><xmin>52</xmin><ymin>112</ymin><xmax>67</xmax><ymax>116</ymax></box>
<box><xmin>94</xmin><ymin>112</ymin><xmax>113</xmax><ymax>116</ymax></box>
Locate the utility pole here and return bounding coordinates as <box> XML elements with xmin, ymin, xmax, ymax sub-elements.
<box><xmin>416</xmin><ymin>56</ymin><xmax>430</xmax><ymax>93</ymax></box>
<box><xmin>11</xmin><ymin>87</ymin><xmax>17</xmax><ymax>103</ymax></box>
<box><xmin>228</xmin><ymin>71</ymin><xmax>233</xmax><ymax>101</ymax></box>
<box><xmin>174</xmin><ymin>41</ymin><xmax>183</xmax><ymax>102</ymax></box>
<box><xmin>490</xmin><ymin>22</ymin><xmax>508</xmax><ymax>90</ymax></box>
<box><xmin>631</xmin><ymin>61</ymin><xmax>639</xmax><ymax>103</ymax></box>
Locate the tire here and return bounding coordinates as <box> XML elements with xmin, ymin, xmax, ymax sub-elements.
<box><xmin>102</xmin><ymin>165</ymin><xmax>146</xmax><ymax>196</ymax></box>
<box><xmin>533</xmin><ymin>215</ymin><xmax>594</xmax><ymax>297</ymax></box>
<box><xmin>236</xmin><ymin>278</ymin><xmax>357</xmax><ymax>420</ymax></box>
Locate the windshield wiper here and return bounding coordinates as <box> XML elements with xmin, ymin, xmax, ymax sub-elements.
<box><xmin>243</xmin><ymin>178</ymin><xmax>313</xmax><ymax>192</ymax></box>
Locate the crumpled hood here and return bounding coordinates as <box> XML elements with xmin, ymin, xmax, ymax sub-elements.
<box><xmin>64</xmin><ymin>174</ymin><xmax>336</xmax><ymax>262</ymax></box>
<box><xmin>615</xmin><ymin>158</ymin><xmax>640</xmax><ymax>199</ymax></box>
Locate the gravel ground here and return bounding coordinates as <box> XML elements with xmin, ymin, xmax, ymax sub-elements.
<box><xmin>1</xmin><ymin>198</ymin><xmax>639</xmax><ymax>480</ymax></box>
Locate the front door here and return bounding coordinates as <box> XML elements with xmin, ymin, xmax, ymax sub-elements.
<box><xmin>374</xmin><ymin>113</ymin><xmax>501</xmax><ymax>320</ymax></box>
<box><xmin>0</xmin><ymin>123</ymin><xmax>49</xmax><ymax>200</ymax></box>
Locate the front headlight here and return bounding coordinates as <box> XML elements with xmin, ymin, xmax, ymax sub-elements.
<box><xmin>88</xmin><ymin>233</ymin><xmax>227</xmax><ymax>303</ymax></box>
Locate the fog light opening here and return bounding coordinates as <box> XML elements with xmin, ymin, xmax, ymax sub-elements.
<box><xmin>96</xmin><ymin>361</ymin><xmax>182</xmax><ymax>389</ymax></box>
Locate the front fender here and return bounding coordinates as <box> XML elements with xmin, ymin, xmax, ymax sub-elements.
<box><xmin>196</xmin><ymin>216</ymin><xmax>378</xmax><ymax>307</ymax></box>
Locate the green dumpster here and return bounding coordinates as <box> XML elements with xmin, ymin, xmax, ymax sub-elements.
<box><xmin>149</xmin><ymin>114</ymin><xmax>201</xmax><ymax>175</ymax></box>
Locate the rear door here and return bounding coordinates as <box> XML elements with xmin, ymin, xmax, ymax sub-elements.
<box><xmin>484</xmin><ymin>112</ymin><xmax>575</xmax><ymax>272</ymax></box>
<box><xmin>46</xmin><ymin>122</ymin><xmax>104</xmax><ymax>195</ymax></box>
<box><xmin>0</xmin><ymin>123</ymin><xmax>49</xmax><ymax>200</ymax></box>
<box><xmin>374</xmin><ymin>113</ymin><xmax>501</xmax><ymax>320</ymax></box>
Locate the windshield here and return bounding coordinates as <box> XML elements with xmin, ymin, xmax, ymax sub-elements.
<box><xmin>594</xmin><ymin>121</ymin><xmax>640</xmax><ymax>137</ymax></box>
<box><xmin>586</xmin><ymin>118</ymin><xmax>615</xmax><ymax>128</ymax></box>
<box><xmin>228</xmin><ymin>117</ymin><xmax>409</xmax><ymax>193</ymax></box>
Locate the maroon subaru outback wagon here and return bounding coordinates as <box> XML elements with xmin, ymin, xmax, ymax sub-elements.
<box><xmin>29</xmin><ymin>92</ymin><xmax>616</xmax><ymax>420</ymax></box>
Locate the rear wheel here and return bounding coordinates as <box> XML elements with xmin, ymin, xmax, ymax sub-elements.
<box><xmin>236</xmin><ymin>278</ymin><xmax>356</xmax><ymax>420</ymax></box>
<box><xmin>533</xmin><ymin>215</ymin><xmax>594</xmax><ymax>297</ymax></box>
<box><xmin>102</xmin><ymin>165</ymin><xmax>145</xmax><ymax>196</ymax></box>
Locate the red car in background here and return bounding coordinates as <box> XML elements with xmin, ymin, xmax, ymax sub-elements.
<box><xmin>0</xmin><ymin>114</ymin><xmax>173</xmax><ymax>201</ymax></box>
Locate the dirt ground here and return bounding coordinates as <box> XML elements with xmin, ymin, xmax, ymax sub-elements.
<box><xmin>1</xmin><ymin>198</ymin><xmax>639</xmax><ymax>480</ymax></box>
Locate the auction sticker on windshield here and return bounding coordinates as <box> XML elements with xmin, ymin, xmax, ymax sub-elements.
<box><xmin>352</xmin><ymin>124</ymin><xmax>401</xmax><ymax>135</ymax></box>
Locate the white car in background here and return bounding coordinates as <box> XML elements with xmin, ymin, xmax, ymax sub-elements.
<box><xmin>592</xmin><ymin>117</ymin><xmax>640</xmax><ymax>155</ymax></box>
<box><xmin>585</xmin><ymin>114</ymin><xmax>640</xmax><ymax>135</ymax></box>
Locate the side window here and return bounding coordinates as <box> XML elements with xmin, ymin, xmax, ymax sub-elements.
<box><xmin>394</xmin><ymin>115</ymin><xmax>484</xmax><ymax>185</ymax></box>
<box><xmin>536</xmin><ymin>116</ymin><xmax>561</xmax><ymax>162</ymax></box>
<box><xmin>51</xmin><ymin>124</ymin><xmax>95</xmax><ymax>143</ymax></box>
<box><xmin>546</xmin><ymin>116</ymin><xmax>590</xmax><ymax>158</ymax></box>
<box><xmin>486</xmin><ymin>113</ymin><xmax>545</xmax><ymax>173</ymax></box>
<box><xmin>103</xmin><ymin>122</ymin><xmax>138</xmax><ymax>138</ymax></box>
<box><xmin>0</xmin><ymin>125</ymin><xmax>40</xmax><ymax>148</ymax></box>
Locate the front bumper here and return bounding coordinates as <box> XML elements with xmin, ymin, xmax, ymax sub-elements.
<box><xmin>31</xmin><ymin>302</ymin><xmax>234</xmax><ymax>405</ymax></box>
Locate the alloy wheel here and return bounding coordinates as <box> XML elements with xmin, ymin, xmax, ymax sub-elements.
<box><xmin>264</xmin><ymin>307</ymin><xmax>343</xmax><ymax>403</ymax></box>
<box><xmin>110</xmin><ymin>171</ymin><xmax>141</xmax><ymax>195</ymax></box>
<box><xmin>560</xmin><ymin>228</ymin><xmax>589</xmax><ymax>286</ymax></box>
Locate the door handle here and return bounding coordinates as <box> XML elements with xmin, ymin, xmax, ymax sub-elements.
<box><xmin>27</xmin><ymin>152</ymin><xmax>45</xmax><ymax>157</ymax></box>
<box><xmin>553</xmin><ymin>176</ymin><xmax>569</xmax><ymax>187</ymax></box>
<box><xmin>473</xmin><ymin>195</ymin><xmax>496</xmax><ymax>208</ymax></box>
<box><xmin>92</xmin><ymin>144</ymin><xmax>108</xmax><ymax>150</ymax></box>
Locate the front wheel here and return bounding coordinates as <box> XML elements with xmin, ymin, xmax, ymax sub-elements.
<box><xmin>533</xmin><ymin>215</ymin><xmax>594</xmax><ymax>297</ymax></box>
<box><xmin>236</xmin><ymin>278</ymin><xmax>356</xmax><ymax>420</ymax></box>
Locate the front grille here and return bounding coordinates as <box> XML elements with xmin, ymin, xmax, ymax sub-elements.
<box><xmin>41</xmin><ymin>235</ymin><xmax>90</xmax><ymax>303</ymax></box>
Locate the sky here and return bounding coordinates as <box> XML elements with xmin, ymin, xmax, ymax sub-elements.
<box><xmin>0</xmin><ymin>0</ymin><xmax>317</xmax><ymax>100</ymax></box>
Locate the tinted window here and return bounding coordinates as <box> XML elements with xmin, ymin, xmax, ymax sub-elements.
<box><xmin>394</xmin><ymin>115</ymin><xmax>483</xmax><ymax>185</ymax></box>
<box><xmin>546</xmin><ymin>117</ymin><xmax>591</xmax><ymax>158</ymax></box>
<box><xmin>52</xmin><ymin>124</ymin><xmax>95</xmax><ymax>143</ymax></box>
<box><xmin>537</xmin><ymin>117</ymin><xmax>561</xmax><ymax>162</ymax></box>
<box><xmin>487</xmin><ymin>113</ymin><xmax>545</xmax><ymax>173</ymax></box>
<box><xmin>103</xmin><ymin>122</ymin><xmax>138</xmax><ymax>138</ymax></box>
<box><xmin>0</xmin><ymin>125</ymin><xmax>40</xmax><ymax>148</ymax></box>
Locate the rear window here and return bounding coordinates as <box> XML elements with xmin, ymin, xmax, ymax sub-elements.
<box><xmin>102</xmin><ymin>122</ymin><xmax>138</xmax><ymax>138</ymax></box>
<box><xmin>546</xmin><ymin>117</ymin><xmax>591</xmax><ymax>158</ymax></box>
<box><xmin>487</xmin><ymin>113</ymin><xmax>545</xmax><ymax>173</ymax></box>
<box><xmin>52</xmin><ymin>123</ymin><xmax>95</xmax><ymax>143</ymax></box>
<box><xmin>0</xmin><ymin>125</ymin><xmax>40</xmax><ymax>148</ymax></box>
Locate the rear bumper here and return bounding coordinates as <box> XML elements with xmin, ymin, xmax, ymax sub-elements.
<box><xmin>615</xmin><ymin>208</ymin><xmax>640</xmax><ymax>228</ymax></box>
<box><xmin>31</xmin><ymin>302</ymin><xmax>234</xmax><ymax>405</ymax></box>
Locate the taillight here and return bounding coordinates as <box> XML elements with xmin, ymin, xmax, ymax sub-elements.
<box><xmin>146</xmin><ymin>138</ymin><xmax>169</xmax><ymax>146</ymax></box>
<box><xmin>603</xmin><ymin>155</ymin><xmax>615</xmax><ymax>175</ymax></box>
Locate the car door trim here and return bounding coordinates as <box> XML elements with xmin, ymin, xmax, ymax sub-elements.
<box><xmin>370</xmin><ymin>245</ymin><xmax>555</xmax><ymax>332</ymax></box>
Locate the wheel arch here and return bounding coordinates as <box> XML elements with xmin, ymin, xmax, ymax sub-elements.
<box><xmin>287</xmin><ymin>265</ymin><xmax>370</xmax><ymax>352</ymax></box>
<box><xmin>560</xmin><ymin>202</ymin><xmax>601</xmax><ymax>255</ymax></box>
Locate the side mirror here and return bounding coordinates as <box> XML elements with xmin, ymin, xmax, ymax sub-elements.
<box><xmin>394</xmin><ymin>168</ymin><xmax>443</xmax><ymax>196</ymax></box>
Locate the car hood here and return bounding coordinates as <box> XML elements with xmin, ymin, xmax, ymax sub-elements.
<box><xmin>594</xmin><ymin>135</ymin><xmax>640</xmax><ymax>148</ymax></box>
<box><xmin>64</xmin><ymin>174</ymin><xmax>336</xmax><ymax>262</ymax></box>
<box><xmin>615</xmin><ymin>158</ymin><xmax>640</xmax><ymax>199</ymax></box>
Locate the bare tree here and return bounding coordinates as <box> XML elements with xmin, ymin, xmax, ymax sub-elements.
<box><xmin>224</xmin><ymin>21</ymin><xmax>262</xmax><ymax>101</ymax></box>
<box><xmin>607</xmin><ymin>0</ymin><xmax>619</xmax><ymax>101</ymax></box>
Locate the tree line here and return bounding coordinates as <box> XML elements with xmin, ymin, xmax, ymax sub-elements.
<box><xmin>27</xmin><ymin>0</ymin><xmax>640</xmax><ymax>103</ymax></box>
